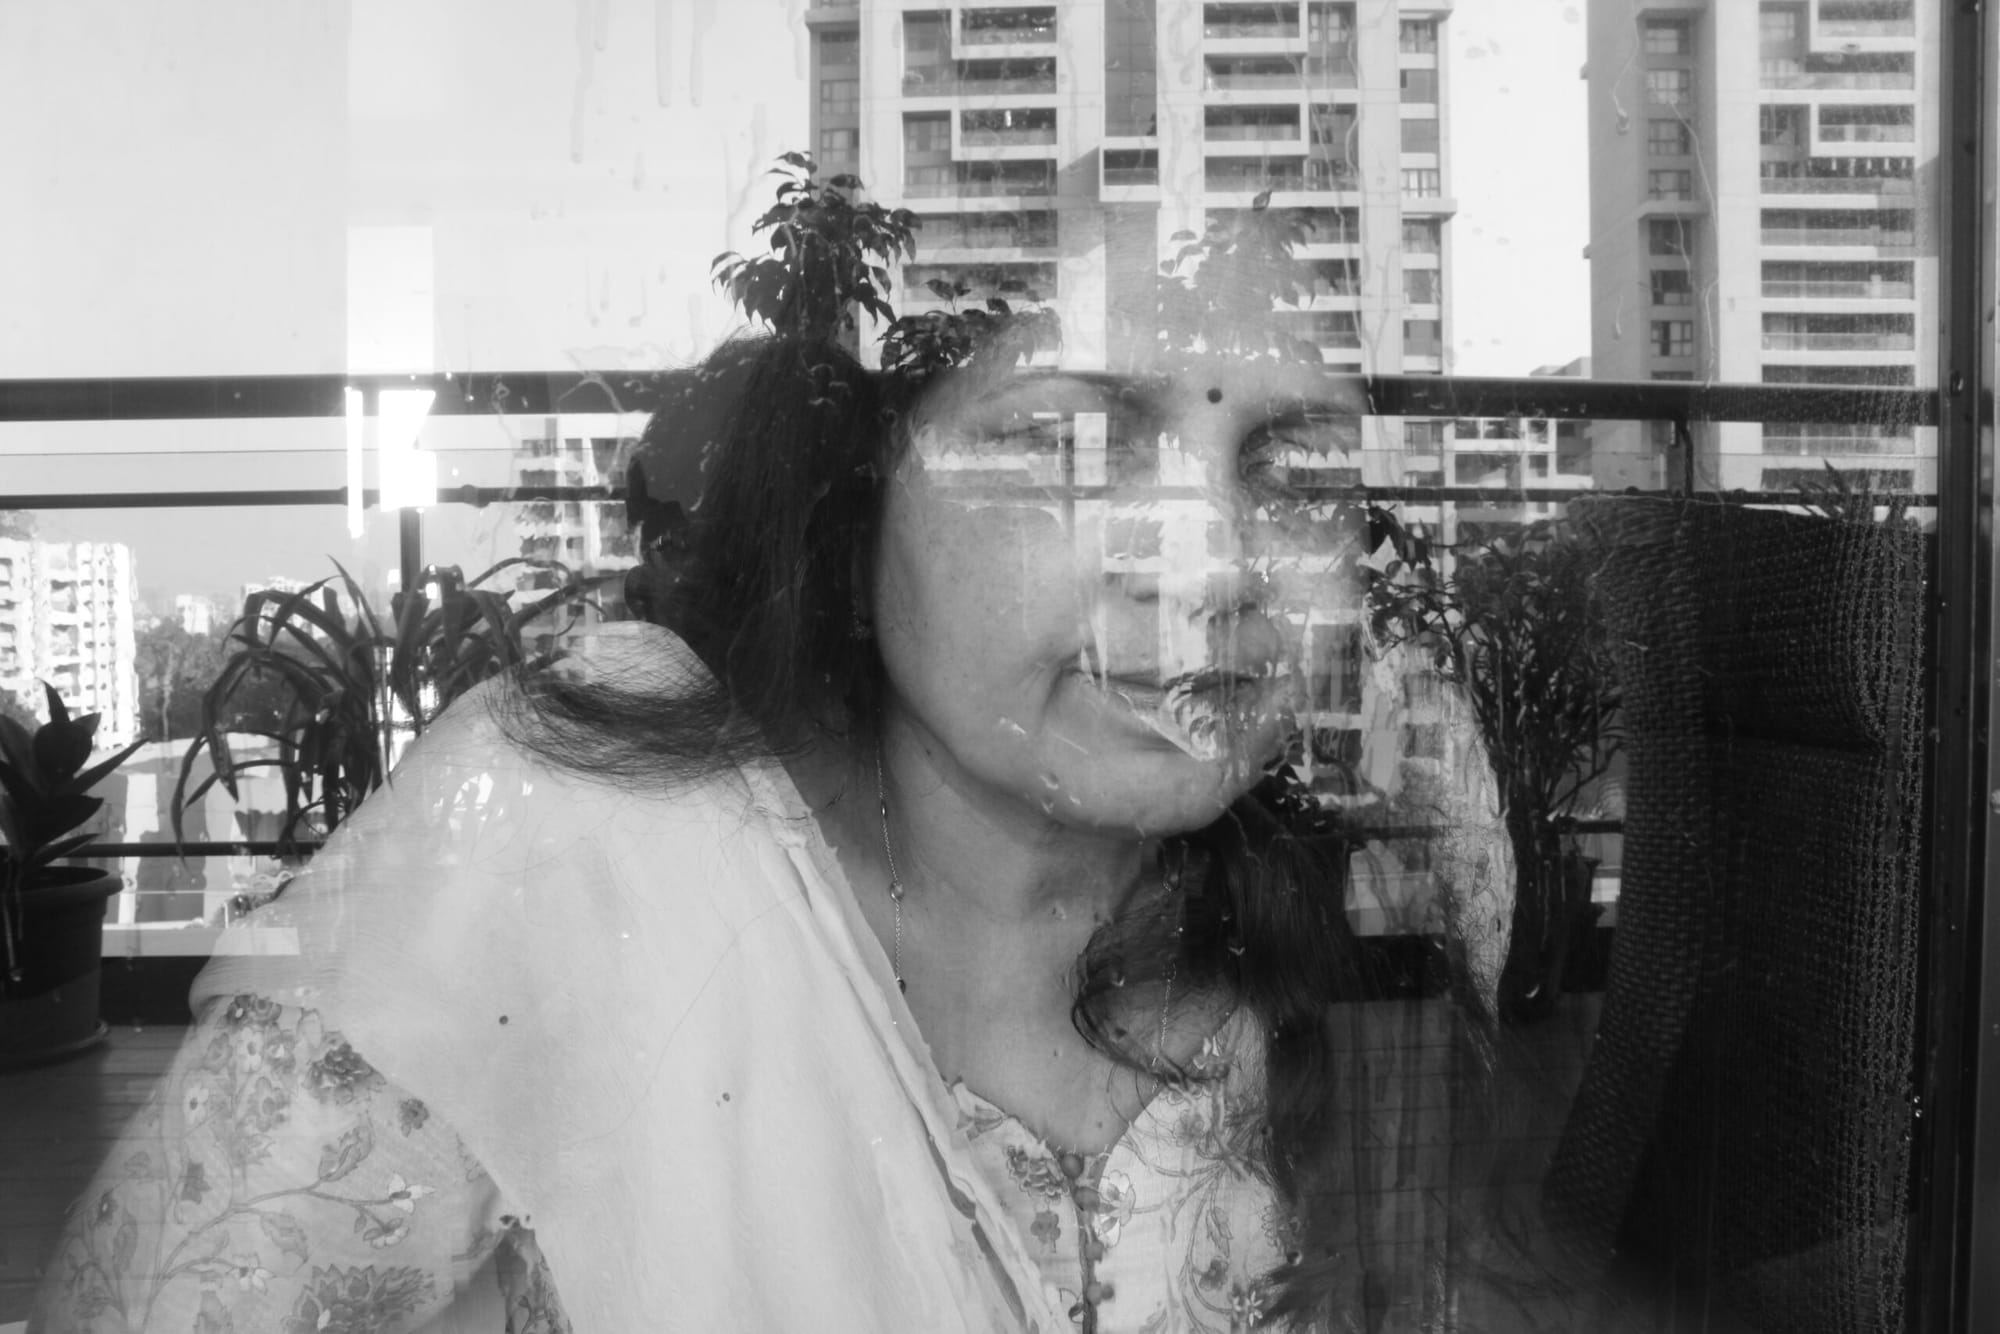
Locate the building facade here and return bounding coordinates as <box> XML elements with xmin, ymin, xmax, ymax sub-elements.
<box><xmin>1585</xmin><ymin>0</ymin><xmax>1936</xmax><ymax>494</ymax></box>
<box><xmin>808</xmin><ymin>0</ymin><xmax>1456</xmax><ymax>479</ymax></box>
<box><xmin>0</xmin><ymin>539</ymin><xmax>141</xmax><ymax>745</ymax></box>
<box><xmin>504</xmin><ymin>424</ymin><xmax>641</xmax><ymax>654</ymax></box>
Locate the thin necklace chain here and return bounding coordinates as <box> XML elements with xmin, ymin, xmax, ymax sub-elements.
<box><xmin>874</xmin><ymin>743</ymin><xmax>908</xmax><ymax>994</ymax></box>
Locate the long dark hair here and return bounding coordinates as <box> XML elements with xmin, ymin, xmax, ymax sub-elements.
<box><xmin>492</xmin><ymin>333</ymin><xmax>1484</xmax><ymax>1325</ymax></box>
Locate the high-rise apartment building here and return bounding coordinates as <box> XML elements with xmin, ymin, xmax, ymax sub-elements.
<box><xmin>505</xmin><ymin>425</ymin><xmax>640</xmax><ymax>654</ymax></box>
<box><xmin>807</xmin><ymin>0</ymin><xmax>1456</xmax><ymax>481</ymax></box>
<box><xmin>0</xmin><ymin>539</ymin><xmax>141</xmax><ymax>744</ymax></box>
<box><xmin>1585</xmin><ymin>0</ymin><xmax>1936</xmax><ymax>494</ymax></box>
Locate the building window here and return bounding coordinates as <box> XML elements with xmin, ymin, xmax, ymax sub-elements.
<box><xmin>1648</xmin><ymin>169</ymin><xmax>1693</xmax><ymax>201</ymax></box>
<box><xmin>1401</xmin><ymin>168</ymin><xmax>1441</xmax><ymax>197</ymax></box>
<box><xmin>1759</xmin><ymin>6</ymin><xmax>1800</xmax><ymax>50</ymax></box>
<box><xmin>903</xmin><ymin>11</ymin><xmax>951</xmax><ymax>89</ymax></box>
<box><xmin>1399</xmin><ymin>68</ymin><xmax>1437</xmax><ymax>103</ymax></box>
<box><xmin>1400</xmin><ymin>118</ymin><xmax>1440</xmax><ymax>154</ymax></box>
<box><xmin>1404</xmin><ymin>419</ymin><xmax>1448</xmax><ymax>450</ymax></box>
<box><xmin>819</xmin><ymin>77</ymin><xmax>858</xmax><ymax>116</ymax></box>
<box><xmin>1105</xmin><ymin>0</ymin><xmax>1157</xmax><ymax>135</ymax></box>
<box><xmin>1652</xmin><ymin>320</ymin><xmax>1694</xmax><ymax>357</ymax></box>
<box><xmin>1649</xmin><ymin>217</ymin><xmax>1693</xmax><ymax>255</ymax></box>
<box><xmin>1759</xmin><ymin>105</ymin><xmax>1805</xmax><ymax>147</ymax></box>
<box><xmin>818</xmin><ymin>128</ymin><xmax>859</xmax><ymax>161</ymax></box>
<box><xmin>1643</xmin><ymin>19</ymin><xmax>1690</xmax><ymax>55</ymax></box>
<box><xmin>818</xmin><ymin>29</ymin><xmax>859</xmax><ymax>67</ymax></box>
<box><xmin>1648</xmin><ymin>118</ymin><xmax>1693</xmax><ymax>156</ymax></box>
<box><xmin>1645</xmin><ymin>68</ymin><xmax>1692</xmax><ymax>107</ymax></box>
<box><xmin>904</xmin><ymin>112</ymin><xmax>951</xmax><ymax>155</ymax></box>
<box><xmin>1402</xmin><ymin>218</ymin><xmax>1441</xmax><ymax>253</ymax></box>
<box><xmin>1398</xmin><ymin>19</ymin><xmax>1436</xmax><ymax>53</ymax></box>
<box><xmin>1404</xmin><ymin>318</ymin><xmax>1442</xmax><ymax>355</ymax></box>
<box><xmin>962</xmin><ymin>106</ymin><xmax>1057</xmax><ymax>145</ymax></box>
<box><xmin>1651</xmin><ymin>268</ymin><xmax>1693</xmax><ymax>305</ymax></box>
<box><xmin>1402</xmin><ymin>268</ymin><xmax>1440</xmax><ymax>305</ymax></box>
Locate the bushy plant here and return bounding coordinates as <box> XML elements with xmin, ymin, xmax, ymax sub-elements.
<box><xmin>710</xmin><ymin>152</ymin><xmax>919</xmax><ymax>344</ymax></box>
<box><xmin>1366</xmin><ymin>512</ymin><xmax>1622</xmax><ymax>1021</ymax></box>
<box><xmin>171</xmin><ymin>558</ymin><xmax>602</xmax><ymax>849</ymax></box>
<box><xmin>0</xmin><ymin>682</ymin><xmax>144</xmax><ymax>980</ymax></box>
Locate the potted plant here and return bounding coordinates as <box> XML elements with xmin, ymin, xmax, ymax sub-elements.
<box><xmin>1365</xmin><ymin>511</ymin><xmax>1623</xmax><ymax>1024</ymax></box>
<box><xmin>0</xmin><ymin>682</ymin><xmax>146</xmax><ymax>1064</ymax></box>
<box><xmin>172</xmin><ymin>557</ymin><xmax>601</xmax><ymax>860</ymax></box>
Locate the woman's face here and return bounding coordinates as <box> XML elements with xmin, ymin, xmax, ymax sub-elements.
<box><xmin>871</xmin><ymin>355</ymin><xmax>1366</xmax><ymax>838</ymax></box>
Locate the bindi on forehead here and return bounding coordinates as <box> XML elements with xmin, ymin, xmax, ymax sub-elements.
<box><xmin>1207</xmin><ymin>387</ymin><xmax>1223</xmax><ymax>405</ymax></box>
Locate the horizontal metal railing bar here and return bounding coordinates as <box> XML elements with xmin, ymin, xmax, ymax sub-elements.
<box><xmin>79</xmin><ymin>841</ymin><xmax>326</xmax><ymax>858</ymax></box>
<box><xmin>74</xmin><ymin>818</ymin><xmax>1626</xmax><ymax>859</ymax></box>
<box><xmin>0</xmin><ymin>371</ymin><xmax>1940</xmax><ymax>427</ymax></box>
<box><xmin>7</xmin><ymin>484</ymin><xmax>1943</xmax><ymax>511</ymax></box>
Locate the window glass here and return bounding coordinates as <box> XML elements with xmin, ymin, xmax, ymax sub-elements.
<box><xmin>0</xmin><ymin>3</ymin><xmax>1953</xmax><ymax>1331</ymax></box>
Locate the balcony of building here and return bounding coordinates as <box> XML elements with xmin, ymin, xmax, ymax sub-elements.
<box><xmin>956</xmin><ymin>4</ymin><xmax>1056</xmax><ymax>56</ymax></box>
<box><xmin>1759</xmin><ymin>52</ymin><xmax>1916</xmax><ymax>91</ymax></box>
<box><xmin>1204</xmin><ymin>103</ymin><xmax>1305</xmax><ymax>148</ymax></box>
<box><xmin>902</xmin><ymin>56</ymin><xmax>1058</xmax><ymax>98</ymax></box>
<box><xmin>902</xmin><ymin>158</ymin><xmax>1057</xmax><ymax>201</ymax></box>
<box><xmin>1760</xmin><ymin>157</ymin><xmax>1917</xmax><ymax>198</ymax></box>
<box><xmin>1761</xmin><ymin>260</ymin><xmax>1916</xmax><ymax>302</ymax></box>
<box><xmin>957</xmin><ymin>106</ymin><xmax>1056</xmax><ymax>151</ymax></box>
<box><xmin>1203</xmin><ymin>1</ymin><xmax>1300</xmax><ymax>39</ymax></box>
<box><xmin>1760</xmin><ymin>207</ymin><xmax>1918</xmax><ymax>249</ymax></box>
<box><xmin>1762</xmin><ymin>318</ymin><xmax>1917</xmax><ymax>353</ymax></box>
<box><xmin>908</xmin><ymin>209</ymin><xmax>1059</xmax><ymax>257</ymax></box>
<box><xmin>1813</xmin><ymin>0</ymin><xmax>1916</xmax><ymax>41</ymax></box>
<box><xmin>1099</xmin><ymin>144</ymin><xmax>1160</xmax><ymax>199</ymax></box>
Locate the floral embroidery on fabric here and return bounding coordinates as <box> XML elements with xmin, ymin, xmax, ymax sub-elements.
<box><xmin>952</xmin><ymin>1011</ymin><xmax>1283</xmax><ymax>1333</ymax></box>
<box><xmin>283</xmin><ymin>1263</ymin><xmax>431</xmax><ymax>1334</ymax></box>
<box><xmin>37</xmin><ymin>993</ymin><xmax>503</xmax><ymax>1333</ymax></box>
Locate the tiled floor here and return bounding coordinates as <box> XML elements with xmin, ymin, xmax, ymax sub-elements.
<box><xmin>0</xmin><ymin>1025</ymin><xmax>186</xmax><ymax>1325</ymax></box>
<box><xmin>0</xmin><ymin>1000</ymin><xmax>1605</xmax><ymax>1330</ymax></box>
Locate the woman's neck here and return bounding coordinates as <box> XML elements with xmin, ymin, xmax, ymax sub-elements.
<box><xmin>877</xmin><ymin>713</ymin><xmax>1152</xmax><ymax>931</ymax></box>
<box><xmin>790</xmin><ymin>717</ymin><xmax>1154</xmax><ymax>940</ymax></box>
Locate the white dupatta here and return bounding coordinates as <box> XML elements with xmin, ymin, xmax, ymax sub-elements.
<box><xmin>191</xmin><ymin>626</ymin><xmax>1067</xmax><ymax>1332</ymax></box>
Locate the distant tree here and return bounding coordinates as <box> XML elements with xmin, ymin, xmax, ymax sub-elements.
<box><xmin>136</xmin><ymin>621</ymin><xmax>224</xmax><ymax>742</ymax></box>
<box><xmin>0</xmin><ymin>511</ymin><xmax>34</xmax><ymax>541</ymax></box>
<box><xmin>0</xmin><ymin>690</ymin><xmax>37</xmax><ymax>732</ymax></box>
<box><xmin>137</xmin><ymin>616</ymin><xmax>295</xmax><ymax>743</ymax></box>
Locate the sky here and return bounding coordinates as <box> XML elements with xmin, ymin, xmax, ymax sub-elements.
<box><xmin>4</xmin><ymin>0</ymin><xmax>1590</xmax><ymax>605</ymax></box>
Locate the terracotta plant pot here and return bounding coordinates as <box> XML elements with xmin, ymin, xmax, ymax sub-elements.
<box><xmin>0</xmin><ymin>865</ymin><xmax>119</xmax><ymax>1068</ymax></box>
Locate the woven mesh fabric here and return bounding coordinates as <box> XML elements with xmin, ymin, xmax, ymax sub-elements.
<box><xmin>1542</xmin><ymin>498</ymin><xmax>1927</xmax><ymax>1334</ymax></box>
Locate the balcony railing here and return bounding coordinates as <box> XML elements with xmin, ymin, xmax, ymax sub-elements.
<box><xmin>1763</xmin><ymin>331</ymin><xmax>1917</xmax><ymax>351</ymax></box>
<box><xmin>1819</xmin><ymin>123</ymin><xmax>1916</xmax><ymax>144</ymax></box>
<box><xmin>1205</xmin><ymin>121</ymin><xmax>1302</xmax><ymax>141</ymax></box>
<box><xmin>1762</xmin><ymin>227</ymin><xmax>1917</xmax><ymax>247</ymax></box>
<box><xmin>1759</xmin><ymin>65</ymin><xmax>1916</xmax><ymax>90</ymax></box>
<box><xmin>1205</xmin><ymin>20</ymin><xmax>1297</xmax><ymax>39</ymax></box>
<box><xmin>1205</xmin><ymin>69</ymin><xmax>1303</xmax><ymax>90</ymax></box>
<box><xmin>960</xmin><ymin>126</ymin><xmax>1057</xmax><ymax>147</ymax></box>
<box><xmin>1817</xmin><ymin>17</ymin><xmax>1917</xmax><ymax>36</ymax></box>
<box><xmin>1761</xmin><ymin>175</ymin><xmax>1916</xmax><ymax>196</ymax></box>
<box><xmin>903</xmin><ymin>69</ymin><xmax>1057</xmax><ymax>96</ymax></box>
<box><xmin>1763</xmin><ymin>279</ymin><xmax>1916</xmax><ymax>299</ymax></box>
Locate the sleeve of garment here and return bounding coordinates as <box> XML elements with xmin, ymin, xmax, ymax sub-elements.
<box><xmin>27</xmin><ymin>991</ymin><xmax>550</xmax><ymax>1334</ymax></box>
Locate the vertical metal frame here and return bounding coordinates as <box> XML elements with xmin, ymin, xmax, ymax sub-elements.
<box><xmin>1915</xmin><ymin>0</ymin><xmax>1998</xmax><ymax>1328</ymax></box>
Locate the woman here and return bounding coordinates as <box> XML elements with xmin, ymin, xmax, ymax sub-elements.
<box><xmin>32</xmin><ymin>332</ymin><xmax>1480</xmax><ymax>1333</ymax></box>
